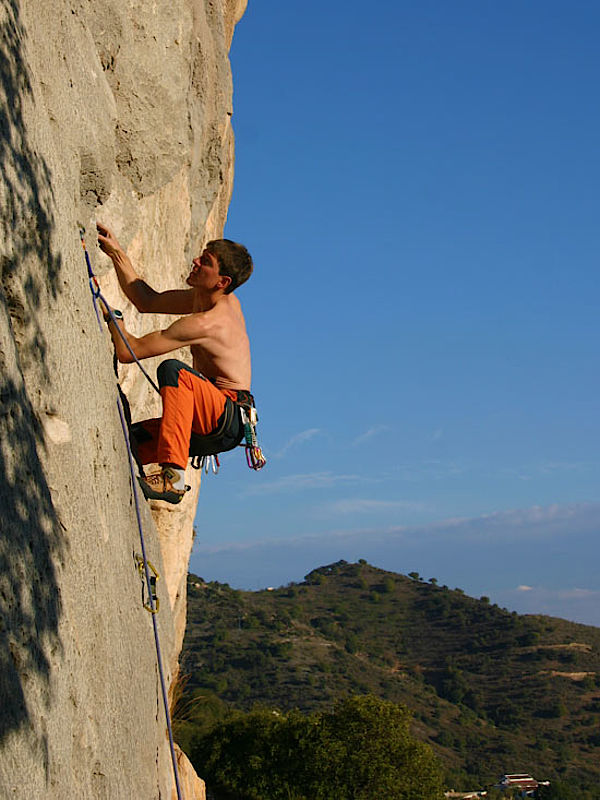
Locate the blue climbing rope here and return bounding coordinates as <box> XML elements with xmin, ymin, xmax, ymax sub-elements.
<box><xmin>80</xmin><ymin>229</ymin><xmax>161</xmax><ymax>395</ymax></box>
<box><xmin>81</xmin><ymin>228</ymin><xmax>183</xmax><ymax>800</ymax></box>
<box><xmin>115</xmin><ymin>394</ymin><xmax>184</xmax><ymax>800</ymax></box>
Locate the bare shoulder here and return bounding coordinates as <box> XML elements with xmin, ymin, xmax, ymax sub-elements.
<box><xmin>225</xmin><ymin>293</ymin><xmax>247</xmax><ymax>324</ymax></box>
<box><xmin>209</xmin><ymin>293</ymin><xmax>246</xmax><ymax>325</ymax></box>
<box><xmin>204</xmin><ymin>296</ymin><xmax>248</xmax><ymax>348</ymax></box>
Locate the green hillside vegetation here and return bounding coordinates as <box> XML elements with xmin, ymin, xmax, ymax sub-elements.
<box><xmin>177</xmin><ymin>560</ymin><xmax>600</xmax><ymax>796</ymax></box>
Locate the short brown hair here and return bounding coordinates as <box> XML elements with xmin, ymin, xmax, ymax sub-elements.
<box><xmin>206</xmin><ymin>239</ymin><xmax>253</xmax><ymax>294</ymax></box>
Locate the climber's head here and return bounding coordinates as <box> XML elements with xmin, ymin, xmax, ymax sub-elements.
<box><xmin>188</xmin><ymin>240</ymin><xmax>253</xmax><ymax>294</ymax></box>
<box><xmin>205</xmin><ymin>239</ymin><xmax>254</xmax><ymax>294</ymax></box>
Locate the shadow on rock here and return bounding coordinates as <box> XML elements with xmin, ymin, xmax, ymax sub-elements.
<box><xmin>0</xmin><ymin>0</ymin><xmax>66</xmax><ymax>744</ymax></box>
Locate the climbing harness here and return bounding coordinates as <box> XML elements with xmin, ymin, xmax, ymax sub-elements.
<box><xmin>81</xmin><ymin>228</ymin><xmax>184</xmax><ymax>800</ymax></box>
<box><xmin>187</xmin><ymin>394</ymin><xmax>242</xmax><ymax>460</ymax></box>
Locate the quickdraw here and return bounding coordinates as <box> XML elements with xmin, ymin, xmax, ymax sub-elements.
<box><xmin>135</xmin><ymin>554</ymin><xmax>160</xmax><ymax>614</ymax></box>
<box><xmin>241</xmin><ymin>406</ymin><xmax>266</xmax><ymax>470</ymax></box>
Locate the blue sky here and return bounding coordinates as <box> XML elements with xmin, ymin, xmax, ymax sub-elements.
<box><xmin>191</xmin><ymin>1</ymin><xmax>600</xmax><ymax>625</ymax></box>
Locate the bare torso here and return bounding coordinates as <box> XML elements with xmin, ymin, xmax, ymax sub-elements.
<box><xmin>190</xmin><ymin>293</ymin><xmax>251</xmax><ymax>391</ymax></box>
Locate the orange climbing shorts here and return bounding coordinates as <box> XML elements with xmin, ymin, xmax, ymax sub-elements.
<box><xmin>131</xmin><ymin>359</ymin><xmax>245</xmax><ymax>468</ymax></box>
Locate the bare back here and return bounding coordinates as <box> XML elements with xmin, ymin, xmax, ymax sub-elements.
<box><xmin>190</xmin><ymin>293</ymin><xmax>251</xmax><ymax>391</ymax></box>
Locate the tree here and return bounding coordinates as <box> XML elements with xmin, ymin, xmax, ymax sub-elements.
<box><xmin>192</xmin><ymin>708</ymin><xmax>309</xmax><ymax>799</ymax></box>
<box><xmin>191</xmin><ymin>695</ymin><xmax>445</xmax><ymax>800</ymax></box>
<box><xmin>537</xmin><ymin>780</ymin><xmax>581</xmax><ymax>800</ymax></box>
<box><xmin>311</xmin><ymin>696</ymin><xmax>444</xmax><ymax>800</ymax></box>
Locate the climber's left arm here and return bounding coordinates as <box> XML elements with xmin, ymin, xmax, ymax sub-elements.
<box><xmin>107</xmin><ymin>310</ymin><xmax>214</xmax><ymax>364</ymax></box>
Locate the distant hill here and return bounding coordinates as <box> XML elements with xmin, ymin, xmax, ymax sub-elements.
<box><xmin>179</xmin><ymin>560</ymin><xmax>600</xmax><ymax>794</ymax></box>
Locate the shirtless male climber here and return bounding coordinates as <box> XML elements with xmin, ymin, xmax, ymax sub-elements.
<box><xmin>96</xmin><ymin>221</ymin><xmax>258</xmax><ymax>504</ymax></box>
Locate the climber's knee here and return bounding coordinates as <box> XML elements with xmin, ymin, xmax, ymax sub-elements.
<box><xmin>157</xmin><ymin>358</ymin><xmax>188</xmax><ymax>389</ymax></box>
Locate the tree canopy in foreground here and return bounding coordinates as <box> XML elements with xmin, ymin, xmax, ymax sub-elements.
<box><xmin>191</xmin><ymin>694</ymin><xmax>445</xmax><ymax>800</ymax></box>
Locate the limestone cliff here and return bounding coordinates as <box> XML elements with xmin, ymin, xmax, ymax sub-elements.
<box><xmin>0</xmin><ymin>0</ymin><xmax>246</xmax><ymax>796</ymax></box>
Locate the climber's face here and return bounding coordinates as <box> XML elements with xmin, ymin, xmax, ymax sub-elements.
<box><xmin>187</xmin><ymin>249</ymin><xmax>222</xmax><ymax>289</ymax></box>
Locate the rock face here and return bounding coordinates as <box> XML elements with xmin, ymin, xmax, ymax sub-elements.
<box><xmin>0</xmin><ymin>0</ymin><xmax>246</xmax><ymax>796</ymax></box>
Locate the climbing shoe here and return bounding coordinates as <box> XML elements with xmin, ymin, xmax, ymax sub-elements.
<box><xmin>137</xmin><ymin>467</ymin><xmax>190</xmax><ymax>504</ymax></box>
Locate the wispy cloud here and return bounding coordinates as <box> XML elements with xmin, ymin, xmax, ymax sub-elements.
<box><xmin>503</xmin><ymin>459</ymin><xmax>599</xmax><ymax>482</ymax></box>
<box><xmin>198</xmin><ymin>501</ymin><xmax>600</xmax><ymax>552</ymax></box>
<box><xmin>389</xmin><ymin>460</ymin><xmax>467</xmax><ymax>482</ymax></box>
<box><xmin>498</xmin><ymin>584</ymin><xmax>600</xmax><ymax>626</ymax></box>
<box><xmin>538</xmin><ymin>460</ymin><xmax>595</xmax><ymax>474</ymax></box>
<box><xmin>274</xmin><ymin>428</ymin><xmax>321</xmax><ymax>458</ymax></box>
<box><xmin>351</xmin><ymin>425</ymin><xmax>391</xmax><ymax>447</ymax></box>
<box><xmin>423</xmin><ymin>502</ymin><xmax>600</xmax><ymax>540</ymax></box>
<box><xmin>558</xmin><ymin>588</ymin><xmax>599</xmax><ymax>599</ymax></box>
<box><xmin>327</xmin><ymin>498</ymin><xmax>427</xmax><ymax>514</ymax></box>
<box><xmin>243</xmin><ymin>471</ymin><xmax>361</xmax><ymax>496</ymax></box>
<box><xmin>512</xmin><ymin>586</ymin><xmax>599</xmax><ymax>601</ymax></box>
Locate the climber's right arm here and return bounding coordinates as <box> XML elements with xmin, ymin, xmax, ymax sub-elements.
<box><xmin>97</xmin><ymin>222</ymin><xmax>194</xmax><ymax>315</ymax></box>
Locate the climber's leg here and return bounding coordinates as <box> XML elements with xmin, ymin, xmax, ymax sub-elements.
<box><xmin>155</xmin><ymin>359</ymin><xmax>228</xmax><ymax>468</ymax></box>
